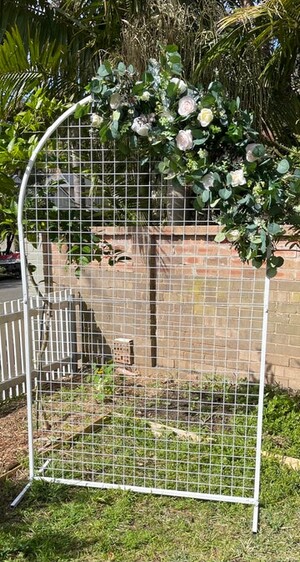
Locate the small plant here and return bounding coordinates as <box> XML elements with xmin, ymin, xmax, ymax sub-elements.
<box><xmin>89</xmin><ymin>361</ymin><xmax>116</xmax><ymax>402</ymax></box>
<box><xmin>263</xmin><ymin>386</ymin><xmax>300</xmax><ymax>457</ymax></box>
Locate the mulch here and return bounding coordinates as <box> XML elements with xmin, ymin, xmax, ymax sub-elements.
<box><xmin>0</xmin><ymin>397</ymin><xmax>30</xmax><ymax>479</ymax></box>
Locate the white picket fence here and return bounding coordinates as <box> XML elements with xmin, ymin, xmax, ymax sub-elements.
<box><xmin>0</xmin><ymin>289</ymin><xmax>77</xmax><ymax>401</ymax></box>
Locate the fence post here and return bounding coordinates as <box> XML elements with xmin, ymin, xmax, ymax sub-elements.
<box><xmin>68</xmin><ymin>292</ymin><xmax>78</xmax><ymax>374</ymax></box>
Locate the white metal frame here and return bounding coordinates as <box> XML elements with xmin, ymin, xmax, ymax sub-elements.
<box><xmin>15</xmin><ymin>96</ymin><xmax>269</xmax><ymax>533</ymax></box>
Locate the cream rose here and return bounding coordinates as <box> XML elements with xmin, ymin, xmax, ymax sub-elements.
<box><xmin>230</xmin><ymin>169</ymin><xmax>246</xmax><ymax>187</ymax></box>
<box><xmin>176</xmin><ymin>129</ymin><xmax>193</xmax><ymax>151</ymax></box>
<box><xmin>197</xmin><ymin>108</ymin><xmax>214</xmax><ymax>127</ymax></box>
<box><xmin>131</xmin><ymin>116</ymin><xmax>151</xmax><ymax>137</ymax></box>
<box><xmin>90</xmin><ymin>113</ymin><xmax>103</xmax><ymax>128</ymax></box>
<box><xmin>140</xmin><ymin>91</ymin><xmax>151</xmax><ymax>101</ymax></box>
<box><xmin>109</xmin><ymin>93</ymin><xmax>122</xmax><ymax>110</ymax></box>
<box><xmin>201</xmin><ymin>172</ymin><xmax>214</xmax><ymax>190</ymax></box>
<box><xmin>178</xmin><ymin>96</ymin><xmax>197</xmax><ymax>117</ymax></box>
<box><xmin>170</xmin><ymin>77</ymin><xmax>187</xmax><ymax>94</ymax></box>
<box><xmin>246</xmin><ymin>143</ymin><xmax>264</xmax><ymax>162</ymax></box>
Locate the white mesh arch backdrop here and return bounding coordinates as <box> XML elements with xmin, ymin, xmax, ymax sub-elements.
<box><xmin>18</xmin><ymin>97</ymin><xmax>269</xmax><ymax>532</ymax></box>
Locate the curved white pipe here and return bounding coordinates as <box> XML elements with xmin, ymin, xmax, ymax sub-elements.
<box><xmin>17</xmin><ymin>95</ymin><xmax>92</xmax><ymax>480</ymax></box>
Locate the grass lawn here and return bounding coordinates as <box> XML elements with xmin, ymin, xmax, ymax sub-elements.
<box><xmin>0</xmin><ymin>385</ymin><xmax>300</xmax><ymax>562</ymax></box>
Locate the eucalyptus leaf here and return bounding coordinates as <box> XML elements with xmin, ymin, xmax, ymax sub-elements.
<box><xmin>267</xmin><ymin>223</ymin><xmax>283</xmax><ymax>235</ymax></box>
<box><xmin>194</xmin><ymin>196</ymin><xmax>205</xmax><ymax>211</ymax></box>
<box><xmin>252</xmin><ymin>144</ymin><xmax>265</xmax><ymax>158</ymax></box>
<box><xmin>214</xmin><ymin>231</ymin><xmax>226</xmax><ymax>243</ymax></box>
<box><xmin>117</xmin><ymin>62</ymin><xmax>126</xmax><ymax>75</ymax></box>
<box><xmin>192</xmin><ymin>184</ymin><xmax>203</xmax><ymax>195</ymax></box>
<box><xmin>219</xmin><ymin>187</ymin><xmax>232</xmax><ymax>200</ymax></box>
<box><xmin>167</xmin><ymin>82</ymin><xmax>178</xmax><ymax>97</ymax></box>
<box><xmin>252</xmin><ymin>258</ymin><xmax>263</xmax><ymax>269</ymax></box>
<box><xmin>193</xmin><ymin>137</ymin><xmax>209</xmax><ymax>146</ymax></box>
<box><xmin>201</xmin><ymin>190</ymin><xmax>210</xmax><ymax>203</ymax></box>
<box><xmin>97</xmin><ymin>64</ymin><xmax>111</xmax><ymax>78</ymax></box>
<box><xmin>267</xmin><ymin>266</ymin><xmax>278</xmax><ymax>279</ymax></box>
<box><xmin>277</xmin><ymin>159</ymin><xmax>290</xmax><ymax>175</ymax></box>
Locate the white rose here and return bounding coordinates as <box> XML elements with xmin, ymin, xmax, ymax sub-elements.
<box><xmin>131</xmin><ymin>117</ymin><xmax>151</xmax><ymax>137</ymax></box>
<box><xmin>230</xmin><ymin>169</ymin><xmax>246</xmax><ymax>187</ymax></box>
<box><xmin>109</xmin><ymin>93</ymin><xmax>122</xmax><ymax>109</ymax></box>
<box><xmin>141</xmin><ymin>91</ymin><xmax>151</xmax><ymax>101</ymax></box>
<box><xmin>176</xmin><ymin>129</ymin><xmax>193</xmax><ymax>151</ymax></box>
<box><xmin>91</xmin><ymin>113</ymin><xmax>103</xmax><ymax>128</ymax></box>
<box><xmin>246</xmin><ymin>143</ymin><xmax>264</xmax><ymax>162</ymax></box>
<box><xmin>197</xmin><ymin>108</ymin><xmax>214</xmax><ymax>127</ymax></box>
<box><xmin>170</xmin><ymin>77</ymin><xmax>187</xmax><ymax>94</ymax></box>
<box><xmin>201</xmin><ymin>172</ymin><xmax>214</xmax><ymax>190</ymax></box>
<box><xmin>178</xmin><ymin>96</ymin><xmax>197</xmax><ymax>117</ymax></box>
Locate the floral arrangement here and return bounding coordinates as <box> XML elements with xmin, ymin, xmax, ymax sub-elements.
<box><xmin>87</xmin><ymin>45</ymin><xmax>300</xmax><ymax>277</ymax></box>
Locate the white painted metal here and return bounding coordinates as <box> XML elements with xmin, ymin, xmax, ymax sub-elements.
<box><xmin>17</xmin><ymin>96</ymin><xmax>269</xmax><ymax>531</ymax></box>
<box><xmin>0</xmin><ymin>291</ymin><xmax>75</xmax><ymax>400</ymax></box>
<box><xmin>252</xmin><ymin>272</ymin><xmax>271</xmax><ymax>533</ymax></box>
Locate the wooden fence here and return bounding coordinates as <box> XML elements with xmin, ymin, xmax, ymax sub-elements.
<box><xmin>0</xmin><ymin>289</ymin><xmax>77</xmax><ymax>401</ymax></box>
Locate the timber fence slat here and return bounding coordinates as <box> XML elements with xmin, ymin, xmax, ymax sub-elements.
<box><xmin>0</xmin><ymin>290</ymin><xmax>77</xmax><ymax>400</ymax></box>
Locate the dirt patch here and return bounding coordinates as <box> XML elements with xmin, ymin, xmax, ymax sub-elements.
<box><xmin>0</xmin><ymin>374</ymin><xmax>248</xmax><ymax>479</ymax></box>
<box><xmin>0</xmin><ymin>397</ymin><xmax>29</xmax><ymax>477</ymax></box>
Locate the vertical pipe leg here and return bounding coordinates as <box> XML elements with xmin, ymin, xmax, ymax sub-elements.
<box><xmin>252</xmin><ymin>503</ymin><xmax>259</xmax><ymax>533</ymax></box>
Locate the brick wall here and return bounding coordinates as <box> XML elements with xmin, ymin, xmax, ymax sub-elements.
<box><xmin>52</xmin><ymin>226</ymin><xmax>300</xmax><ymax>389</ymax></box>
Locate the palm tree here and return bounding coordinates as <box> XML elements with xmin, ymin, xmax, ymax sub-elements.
<box><xmin>0</xmin><ymin>0</ymin><xmax>231</xmax><ymax>118</ymax></box>
<box><xmin>197</xmin><ymin>0</ymin><xmax>300</xmax><ymax>146</ymax></box>
<box><xmin>0</xmin><ymin>0</ymin><xmax>147</xmax><ymax>118</ymax></box>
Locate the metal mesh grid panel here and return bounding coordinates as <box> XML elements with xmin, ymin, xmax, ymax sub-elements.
<box><xmin>18</xmin><ymin>99</ymin><xmax>269</xmax><ymax>531</ymax></box>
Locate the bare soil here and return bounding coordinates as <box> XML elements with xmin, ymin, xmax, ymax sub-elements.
<box><xmin>0</xmin><ymin>374</ymin><xmax>236</xmax><ymax>479</ymax></box>
<box><xmin>0</xmin><ymin>397</ymin><xmax>29</xmax><ymax>477</ymax></box>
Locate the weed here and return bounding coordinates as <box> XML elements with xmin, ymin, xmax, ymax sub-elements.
<box><xmin>87</xmin><ymin>361</ymin><xmax>116</xmax><ymax>401</ymax></box>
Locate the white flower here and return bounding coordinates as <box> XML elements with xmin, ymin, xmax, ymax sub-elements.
<box><xmin>161</xmin><ymin>110</ymin><xmax>174</xmax><ymax>122</ymax></box>
<box><xmin>90</xmin><ymin>113</ymin><xmax>103</xmax><ymax>128</ymax></box>
<box><xmin>170</xmin><ymin>77</ymin><xmax>187</xmax><ymax>94</ymax></box>
<box><xmin>109</xmin><ymin>93</ymin><xmax>122</xmax><ymax>109</ymax></box>
<box><xmin>197</xmin><ymin>108</ymin><xmax>214</xmax><ymax>127</ymax></box>
<box><xmin>141</xmin><ymin>91</ymin><xmax>151</xmax><ymax>101</ymax></box>
<box><xmin>178</xmin><ymin>96</ymin><xmax>197</xmax><ymax>117</ymax></box>
<box><xmin>246</xmin><ymin>143</ymin><xmax>264</xmax><ymax>162</ymax></box>
<box><xmin>230</xmin><ymin>169</ymin><xmax>246</xmax><ymax>187</ymax></box>
<box><xmin>201</xmin><ymin>172</ymin><xmax>214</xmax><ymax>190</ymax></box>
<box><xmin>176</xmin><ymin>129</ymin><xmax>193</xmax><ymax>151</ymax></box>
<box><xmin>198</xmin><ymin>148</ymin><xmax>208</xmax><ymax>159</ymax></box>
<box><xmin>131</xmin><ymin>116</ymin><xmax>151</xmax><ymax>137</ymax></box>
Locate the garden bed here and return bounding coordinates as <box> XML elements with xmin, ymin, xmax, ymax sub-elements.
<box><xmin>26</xmin><ymin>368</ymin><xmax>260</xmax><ymax>500</ymax></box>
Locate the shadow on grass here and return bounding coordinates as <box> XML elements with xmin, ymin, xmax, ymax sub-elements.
<box><xmin>0</xmin><ymin>478</ymin><xmax>90</xmax><ymax>522</ymax></box>
<box><xmin>0</xmin><ymin>479</ymin><xmax>99</xmax><ymax>561</ymax></box>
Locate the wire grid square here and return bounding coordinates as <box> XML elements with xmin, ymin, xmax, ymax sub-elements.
<box><xmin>23</xmin><ymin>113</ymin><xmax>266</xmax><ymax>505</ymax></box>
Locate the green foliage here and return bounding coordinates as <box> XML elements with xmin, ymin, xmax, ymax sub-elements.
<box><xmin>196</xmin><ymin>0</ymin><xmax>300</xmax><ymax>146</ymax></box>
<box><xmin>0</xmin><ymin>88</ymin><xmax>65</xmax><ymax>254</ymax></box>
<box><xmin>89</xmin><ymin>362</ymin><xmax>116</xmax><ymax>401</ymax></box>
<box><xmin>0</xmin><ymin>26</ymin><xmax>65</xmax><ymax>118</ymax></box>
<box><xmin>0</xmin><ymin>86</ymin><xmax>130</xmax><ymax>275</ymax></box>
<box><xmin>263</xmin><ymin>387</ymin><xmax>300</xmax><ymax>458</ymax></box>
<box><xmin>89</xmin><ymin>45</ymin><xmax>300</xmax><ymax>276</ymax></box>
